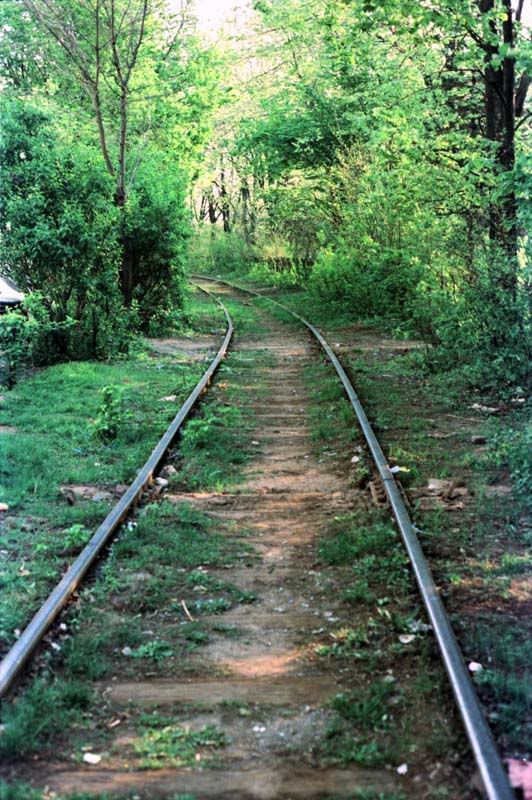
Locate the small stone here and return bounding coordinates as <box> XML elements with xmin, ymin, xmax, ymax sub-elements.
<box><xmin>121</xmin><ymin>646</ymin><xmax>132</xmax><ymax>657</ymax></box>
<box><xmin>0</xmin><ymin>503</ymin><xmax>9</xmax><ymax>513</ymax></box>
<box><xmin>83</xmin><ymin>753</ymin><xmax>102</xmax><ymax>765</ymax></box>
<box><xmin>161</xmin><ymin>465</ymin><xmax>177</xmax><ymax>477</ymax></box>
<box><xmin>159</xmin><ymin>395</ymin><xmax>177</xmax><ymax>402</ymax></box>
<box><xmin>399</xmin><ymin>634</ymin><xmax>416</xmax><ymax>645</ymax></box>
<box><xmin>351</xmin><ymin>455</ymin><xmax>361</xmax><ymax>464</ymax></box>
<box><xmin>397</xmin><ymin>763</ymin><xmax>408</xmax><ymax>775</ymax></box>
<box><xmin>469</xmin><ymin>661</ymin><xmax>483</xmax><ymax>673</ymax></box>
<box><xmin>155</xmin><ymin>477</ymin><xmax>168</xmax><ymax>488</ymax></box>
<box><xmin>471</xmin><ymin>435</ymin><xmax>487</xmax><ymax>445</ymax></box>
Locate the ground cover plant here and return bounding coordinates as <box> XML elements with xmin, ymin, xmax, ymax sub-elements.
<box><xmin>0</xmin><ymin>292</ymin><xmax>225</xmax><ymax>655</ymax></box>
<box><xmin>0</xmin><ymin>296</ymin><xmax>262</xmax><ymax>767</ymax></box>
<box><xmin>309</xmin><ymin>323</ymin><xmax>531</xmax><ymax>765</ymax></box>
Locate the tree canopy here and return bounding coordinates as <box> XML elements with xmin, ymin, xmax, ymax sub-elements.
<box><xmin>0</xmin><ymin>0</ymin><xmax>530</xmax><ymax>391</ymax></box>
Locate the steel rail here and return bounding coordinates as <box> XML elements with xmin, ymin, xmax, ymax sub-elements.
<box><xmin>0</xmin><ymin>286</ymin><xmax>233</xmax><ymax>699</ymax></box>
<box><xmin>193</xmin><ymin>274</ymin><xmax>515</xmax><ymax>800</ymax></box>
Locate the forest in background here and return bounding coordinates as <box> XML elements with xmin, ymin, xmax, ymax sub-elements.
<box><xmin>0</xmin><ymin>0</ymin><xmax>531</xmax><ymax>395</ymax></box>
<box><xmin>195</xmin><ymin>0</ymin><xmax>531</xmax><ymax>395</ymax></box>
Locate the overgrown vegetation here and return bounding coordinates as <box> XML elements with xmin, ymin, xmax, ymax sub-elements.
<box><xmin>0</xmin><ymin>298</ymin><xmax>261</xmax><ymax>762</ymax></box>
<box><xmin>306</xmin><ymin>327</ymin><xmax>530</xmax><ymax>763</ymax></box>
<box><xmin>193</xmin><ymin>0</ymin><xmax>531</xmax><ymax>395</ymax></box>
<box><xmin>0</xmin><ymin>292</ymin><xmax>224</xmax><ymax>653</ymax></box>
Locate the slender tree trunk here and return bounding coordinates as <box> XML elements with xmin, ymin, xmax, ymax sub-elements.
<box><xmin>481</xmin><ymin>0</ymin><xmax>517</xmax><ymax>255</ymax></box>
<box><xmin>220</xmin><ymin>167</ymin><xmax>231</xmax><ymax>233</ymax></box>
<box><xmin>116</xmin><ymin>86</ymin><xmax>133</xmax><ymax>306</ymax></box>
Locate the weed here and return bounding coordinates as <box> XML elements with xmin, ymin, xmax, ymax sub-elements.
<box><xmin>331</xmin><ymin>681</ymin><xmax>397</xmax><ymax>731</ymax></box>
<box><xmin>192</xmin><ymin>597</ymin><xmax>233</xmax><ymax>615</ymax></box>
<box><xmin>177</xmin><ymin>394</ymin><xmax>255</xmax><ymax>490</ymax></box>
<box><xmin>0</xmin><ymin>344</ymin><xmax>205</xmax><ymax>654</ymax></box>
<box><xmin>134</xmin><ymin>722</ymin><xmax>227</xmax><ymax>769</ymax></box>
<box><xmin>181</xmin><ymin>623</ymin><xmax>210</xmax><ymax>645</ymax></box>
<box><xmin>130</xmin><ymin>640</ymin><xmax>173</xmax><ymax>662</ymax></box>
<box><xmin>211</xmin><ymin>622</ymin><xmax>243</xmax><ymax>638</ymax></box>
<box><xmin>61</xmin><ymin>523</ymin><xmax>90</xmax><ymax>553</ymax></box>
<box><xmin>341</xmin><ymin>579</ymin><xmax>375</xmax><ymax>605</ymax></box>
<box><xmin>318</xmin><ymin>517</ymin><xmax>396</xmax><ymax>566</ymax></box>
<box><xmin>315</xmin><ymin>625</ymin><xmax>371</xmax><ymax>659</ymax></box>
<box><xmin>92</xmin><ymin>385</ymin><xmax>132</xmax><ymax>442</ymax></box>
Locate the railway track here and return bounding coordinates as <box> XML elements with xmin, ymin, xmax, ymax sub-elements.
<box><xmin>0</xmin><ymin>278</ymin><xmax>514</xmax><ymax>800</ymax></box>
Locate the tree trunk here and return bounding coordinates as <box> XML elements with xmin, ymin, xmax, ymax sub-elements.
<box><xmin>481</xmin><ymin>0</ymin><xmax>517</xmax><ymax>256</ymax></box>
<box><xmin>220</xmin><ymin>168</ymin><xmax>231</xmax><ymax>233</ymax></box>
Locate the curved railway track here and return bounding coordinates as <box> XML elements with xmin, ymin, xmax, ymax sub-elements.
<box><xmin>0</xmin><ymin>277</ymin><xmax>514</xmax><ymax>800</ymax></box>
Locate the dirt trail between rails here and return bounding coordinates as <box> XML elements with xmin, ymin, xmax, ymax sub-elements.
<box><xmin>5</xmin><ymin>288</ymin><xmax>472</xmax><ymax>799</ymax></box>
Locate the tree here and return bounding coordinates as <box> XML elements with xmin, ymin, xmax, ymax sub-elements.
<box><xmin>0</xmin><ymin>99</ymin><xmax>127</xmax><ymax>360</ymax></box>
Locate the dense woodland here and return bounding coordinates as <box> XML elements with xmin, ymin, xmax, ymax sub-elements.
<box><xmin>0</xmin><ymin>0</ymin><xmax>531</xmax><ymax>394</ymax></box>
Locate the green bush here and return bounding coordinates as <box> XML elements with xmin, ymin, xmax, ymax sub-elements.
<box><xmin>126</xmin><ymin>153</ymin><xmax>190</xmax><ymax>331</ymax></box>
<box><xmin>489</xmin><ymin>416</ymin><xmax>532</xmax><ymax>506</ymax></box>
<box><xmin>190</xmin><ymin>229</ymin><xmax>257</xmax><ymax>276</ymax></box>
<box><xmin>0</xmin><ymin>296</ymin><xmax>74</xmax><ymax>386</ymax></box>
<box><xmin>0</xmin><ymin>99</ymin><xmax>129</xmax><ymax>368</ymax></box>
<box><xmin>92</xmin><ymin>385</ymin><xmax>132</xmax><ymax>442</ymax></box>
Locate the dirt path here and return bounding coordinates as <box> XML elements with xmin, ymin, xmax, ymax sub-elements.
<box><xmin>4</xmin><ymin>290</ymin><xmax>472</xmax><ymax>799</ymax></box>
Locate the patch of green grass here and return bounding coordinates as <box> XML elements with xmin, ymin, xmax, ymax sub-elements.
<box><xmin>318</xmin><ymin>515</ymin><xmax>396</xmax><ymax>566</ymax></box>
<box><xmin>318</xmin><ymin>512</ymin><xmax>411</xmax><ymax>600</ymax></box>
<box><xmin>211</xmin><ymin>622</ymin><xmax>243</xmax><ymax>638</ymax></box>
<box><xmin>133</xmin><ymin>720</ymin><xmax>227</xmax><ymax>769</ymax></box>
<box><xmin>303</xmin><ymin>364</ymin><xmax>358</xmax><ymax>451</ymax></box>
<box><xmin>176</xmin><ymin>403</ymin><xmax>251</xmax><ymax>489</ymax></box>
<box><xmin>186</xmin><ymin>570</ymin><xmax>258</xmax><ymax>609</ymax></box>
<box><xmin>315</xmin><ymin>625</ymin><xmax>372</xmax><ymax>659</ymax></box>
<box><xmin>55</xmin><ymin>502</ymin><xmax>253</xmax><ymax>682</ymax></box>
<box><xmin>190</xmin><ymin>597</ymin><xmax>233</xmax><ymax>614</ymax></box>
<box><xmin>0</xmin><ymin>783</ymin><xmax>195</xmax><ymax>800</ymax></box>
<box><xmin>331</xmin><ymin>680</ymin><xmax>397</xmax><ymax>731</ymax></box>
<box><xmin>181</xmin><ymin>622</ymin><xmax>211</xmax><ymax>645</ymax></box>
<box><xmin>0</xmin><ymin>679</ymin><xmax>93</xmax><ymax>759</ymax></box>
<box><xmin>130</xmin><ymin>640</ymin><xmax>173</xmax><ymax>662</ymax></box>
<box><xmin>318</xmin><ymin>680</ymin><xmax>401</xmax><ymax>768</ymax></box>
<box><xmin>466</xmin><ymin>622</ymin><xmax>532</xmax><ymax>749</ymax></box>
<box><xmin>0</xmin><ymin>316</ymin><xmax>214</xmax><ymax>652</ymax></box>
<box><xmin>341</xmin><ymin>579</ymin><xmax>375</xmax><ymax>606</ymax></box>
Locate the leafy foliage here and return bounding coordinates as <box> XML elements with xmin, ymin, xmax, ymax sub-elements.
<box><xmin>196</xmin><ymin>0</ymin><xmax>531</xmax><ymax>394</ymax></box>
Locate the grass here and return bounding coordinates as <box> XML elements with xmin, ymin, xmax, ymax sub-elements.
<box><xmin>133</xmin><ymin>716</ymin><xmax>227</xmax><ymax>769</ymax></box>
<box><xmin>0</xmin><ymin>679</ymin><xmax>93</xmax><ymax>759</ymax></box>
<box><xmin>173</xmin><ymin>307</ymin><xmax>265</xmax><ymax>492</ymax></box>
<box><xmin>0</xmin><ymin>291</ymin><xmax>222</xmax><ymax>654</ymax></box>
<box><xmin>0</xmin><ymin>785</ymin><xmax>197</xmax><ymax>800</ymax></box>
<box><xmin>466</xmin><ymin>621</ymin><xmax>532</xmax><ymax>751</ymax></box>
<box><xmin>55</xmin><ymin>500</ymin><xmax>254</xmax><ymax>683</ymax></box>
<box><xmin>0</xmin><ymin>290</ymin><xmax>264</xmax><ymax>765</ymax></box>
